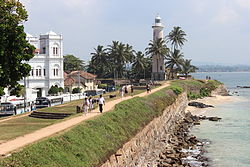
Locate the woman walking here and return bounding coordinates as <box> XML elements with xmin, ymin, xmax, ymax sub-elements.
<box><xmin>88</xmin><ymin>96</ymin><xmax>94</xmax><ymax>112</ymax></box>
<box><xmin>82</xmin><ymin>97</ymin><xmax>89</xmax><ymax>115</ymax></box>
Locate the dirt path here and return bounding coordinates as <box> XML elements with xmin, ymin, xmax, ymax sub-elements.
<box><xmin>0</xmin><ymin>82</ymin><xmax>170</xmax><ymax>156</ymax></box>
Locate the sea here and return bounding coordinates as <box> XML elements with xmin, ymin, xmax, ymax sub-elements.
<box><xmin>191</xmin><ymin>72</ymin><xmax>250</xmax><ymax>167</ymax></box>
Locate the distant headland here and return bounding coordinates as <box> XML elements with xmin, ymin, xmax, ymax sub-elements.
<box><xmin>196</xmin><ymin>65</ymin><xmax>250</xmax><ymax>72</ymax></box>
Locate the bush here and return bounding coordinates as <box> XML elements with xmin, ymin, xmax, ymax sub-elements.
<box><xmin>72</xmin><ymin>87</ymin><xmax>81</xmax><ymax>94</ymax></box>
<box><xmin>58</xmin><ymin>87</ymin><xmax>64</xmax><ymax>93</ymax></box>
<box><xmin>187</xmin><ymin>92</ymin><xmax>201</xmax><ymax>100</ymax></box>
<box><xmin>170</xmin><ymin>86</ymin><xmax>183</xmax><ymax>95</ymax></box>
<box><xmin>48</xmin><ymin>85</ymin><xmax>59</xmax><ymax>95</ymax></box>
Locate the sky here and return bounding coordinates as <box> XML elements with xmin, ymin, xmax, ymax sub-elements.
<box><xmin>20</xmin><ymin>0</ymin><xmax>250</xmax><ymax>65</ymax></box>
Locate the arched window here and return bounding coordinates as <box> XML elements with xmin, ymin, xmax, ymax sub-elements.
<box><xmin>30</xmin><ymin>68</ymin><xmax>34</xmax><ymax>76</ymax></box>
<box><xmin>52</xmin><ymin>43</ymin><xmax>59</xmax><ymax>55</ymax></box>
<box><xmin>36</xmin><ymin>66</ymin><xmax>42</xmax><ymax>76</ymax></box>
<box><xmin>53</xmin><ymin>64</ymin><xmax>60</xmax><ymax>76</ymax></box>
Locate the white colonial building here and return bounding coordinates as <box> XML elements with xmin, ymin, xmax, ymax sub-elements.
<box><xmin>19</xmin><ymin>31</ymin><xmax>64</xmax><ymax>98</ymax></box>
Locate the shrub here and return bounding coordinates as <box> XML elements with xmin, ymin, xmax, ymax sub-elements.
<box><xmin>170</xmin><ymin>86</ymin><xmax>183</xmax><ymax>95</ymax></box>
<box><xmin>58</xmin><ymin>87</ymin><xmax>64</xmax><ymax>93</ymax></box>
<box><xmin>72</xmin><ymin>87</ymin><xmax>81</xmax><ymax>94</ymax></box>
<box><xmin>187</xmin><ymin>92</ymin><xmax>201</xmax><ymax>100</ymax></box>
<box><xmin>200</xmin><ymin>87</ymin><xmax>210</xmax><ymax>97</ymax></box>
<box><xmin>48</xmin><ymin>85</ymin><xmax>59</xmax><ymax>95</ymax></box>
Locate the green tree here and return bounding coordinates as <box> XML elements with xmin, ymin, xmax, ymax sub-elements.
<box><xmin>165</xmin><ymin>49</ymin><xmax>184</xmax><ymax>79</ymax></box>
<box><xmin>108</xmin><ymin>41</ymin><xmax>134</xmax><ymax>78</ymax></box>
<box><xmin>145</xmin><ymin>38</ymin><xmax>169</xmax><ymax>77</ymax></box>
<box><xmin>63</xmin><ymin>55</ymin><xmax>85</xmax><ymax>73</ymax></box>
<box><xmin>144</xmin><ymin>57</ymin><xmax>153</xmax><ymax>79</ymax></box>
<box><xmin>167</xmin><ymin>26</ymin><xmax>187</xmax><ymax>50</ymax></box>
<box><xmin>9</xmin><ymin>84</ymin><xmax>25</xmax><ymax>97</ymax></box>
<box><xmin>180</xmin><ymin>59</ymin><xmax>198</xmax><ymax>77</ymax></box>
<box><xmin>146</xmin><ymin>38</ymin><xmax>169</xmax><ymax>58</ymax></box>
<box><xmin>132</xmin><ymin>51</ymin><xmax>147</xmax><ymax>79</ymax></box>
<box><xmin>0</xmin><ymin>0</ymin><xmax>35</xmax><ymax>95</ymax></box>
<box><xmin>87</xmin><ymin>45</ymin><xmax>110</xmax><ymax>78</ymax></box>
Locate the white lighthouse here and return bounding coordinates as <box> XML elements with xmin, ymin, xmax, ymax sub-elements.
<box><xmin>152</xmin><ymin>15</ymin><xmax>165</xmax><ymax>81</ymax></box>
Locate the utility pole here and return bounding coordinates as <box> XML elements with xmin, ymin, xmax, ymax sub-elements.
<box><xmin>78</xmin><ymin>71</ymin><xmax>80</xmax><ymax>99</ymax></box>
<box><xmin>70</xmin><ymin>85</ymin><xmax>72</xmax><ymax>102</ymax></box>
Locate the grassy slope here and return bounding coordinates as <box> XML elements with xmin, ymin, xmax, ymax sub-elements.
<box><xmin>0</xmin><ymin>80</ymin><xmax>221</xmax><ymax>167</ymax></box>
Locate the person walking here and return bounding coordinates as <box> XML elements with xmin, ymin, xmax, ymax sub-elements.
<box><xmin>82</xmin><ymin>97</ymin><xmax>89</xmax><ymax>115</ymax></box>
<box><xmin>120</xmin><ymin>86</ymin><xmax>124</xmax><ymax>99</ymax></box>
<box><xmin>125</xmin><ymin>85</ymin><xmax>128</xmax><ymax>95</ymax></box>
<box><xmin>146</xmin><ymin>84</ymin><xmax>150</xmax><ymax>93</ymax></box>
<box><xmin>98</xmin><ymin>94</ymin><xmax>105</xmax><ymax>113</ymax></box>
<box><xmin>130</xmin><ymin>84</ymin><xmax>134</xmax><ymax>96</ymax></box>
<box><xmin>88</xmin><ymin>96</ymin><xmax>94</xmax><ymax>112</ymax></box>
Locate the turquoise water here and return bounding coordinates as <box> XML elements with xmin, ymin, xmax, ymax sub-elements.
<box><xmin>192</xmin><ymin>72</ymin><xmax>250</xmax><ymax>167</ymax></box>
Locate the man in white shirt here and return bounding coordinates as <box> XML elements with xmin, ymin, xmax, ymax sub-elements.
<box><xmin>98</xmin><ymin>94</ymin><xmax>105</xmax><ymax>113</ymax></box>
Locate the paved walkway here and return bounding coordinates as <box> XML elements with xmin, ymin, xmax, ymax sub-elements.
<box><xmin>0</xmin><ymin>82</ymin><xmax>170</xmax><ymax>156</ymax></box>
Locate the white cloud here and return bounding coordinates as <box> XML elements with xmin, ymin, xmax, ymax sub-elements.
<box><xmin>213</xmin><ymin>7</ymin><xmax>238</xmax><ymax>24</ymax></box>
<box><xmin>236</xmin><ymin>0</ymin><xmax>250</xmax><ymax>9</ymax></box>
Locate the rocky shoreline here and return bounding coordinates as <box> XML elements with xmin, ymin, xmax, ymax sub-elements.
<box><xmin>156</xmin><ymin>111</ymin><xmax>218</xmax><ymax>167</ymax></box>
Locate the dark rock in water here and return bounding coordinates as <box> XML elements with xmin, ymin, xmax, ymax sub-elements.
<box><xmin>188</xmin><ymin>102</ymin><xmax>214</xmax><ymax>108</ymax></box>
<box><xmin>199</xmin><ymin>116</ymin><xmax>207</xmax><ymax>120</ymax></box>
<box><xmin>194</xmin><ymin>122</ymin><xmax>201</xmax><ymax>125</ymax></box>
<box><xmin>208</xmin><ymin>117</ymin><xmax>222</xmax><ymax>121</ymax></box>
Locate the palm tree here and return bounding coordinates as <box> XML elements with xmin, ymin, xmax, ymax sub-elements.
<box><xmin>108</xmin><ymin>41</ymin><xmax>134</xmax><ymax>78</ymax></box>
<box><xmin>146</xmin><ymin>38</ymin><xmax>169</xmax><ymax>58</ymax></box>
<box><xmin>91</xmin><ymin>45</ymin><xmax>107</xmax><ymax>64</ymax></box>
<box><xmin>89</xmin><ymin>45</ymin><xmax>109</xmax><ymax>77</ymax></box>
<box><xmin>167</xmin><ymin>26</ymin><xmax>187</xmax><ymax>50</ymax></box>
<box><xmin>180</xmin><ymin>59</ymin><xmax>198</xmax><ymax>77</ymax></box>
<box><xmin>125</xmin><ymin>43</ymin><xmax>135</xmax><ymax>62</ymax></box>
<box><xmin>165</xmin><ymin>49</ymin><xmax>184</xmax><ymax>79</ymax></box>
<box><xmin>145</xmin><ymin>38</ymin><xmax>169</xmax><ymax>77</ymax></box>
<box><xmin>132</xmin><ymin>51</ymin><xmax>147</xmax><ymax>79</ymax></box>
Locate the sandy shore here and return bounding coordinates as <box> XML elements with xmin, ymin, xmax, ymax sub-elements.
<box><xmin>185</xmin><ymin>95</ymin><xmax>243</xmax><ymax>116</ymax></box>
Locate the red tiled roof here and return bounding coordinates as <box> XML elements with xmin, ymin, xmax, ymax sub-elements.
<box><xmin>64</xmin><ymin>72</ymin><xmax>68</xmax><ymax>78</ymax></box>
<box><xmin>64</xmin><ymin>77</ymin><xmax>75</xmax><ymax>86</ymax></box>
<box><xmin>69</xmin><ymin>71</ymin><xmax>96</xmax><ymax>79</ymax></box>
